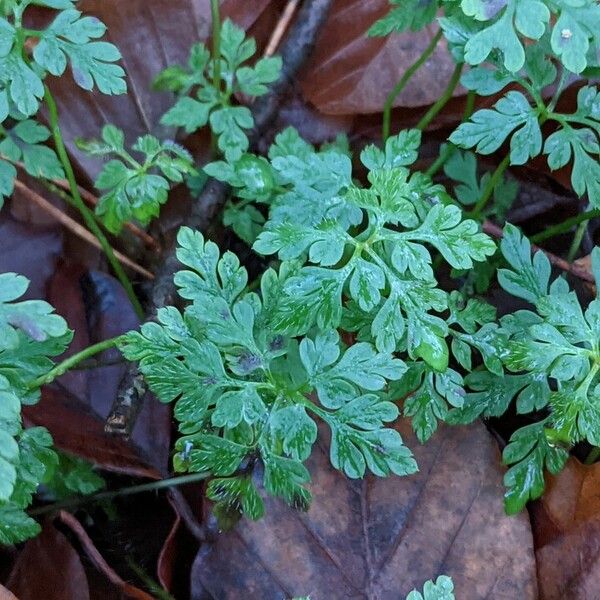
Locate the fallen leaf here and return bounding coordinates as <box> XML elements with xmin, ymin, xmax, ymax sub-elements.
<box><xmin>531</xmin><ymin>458</ymin><xmax>600</xmax><ymax>600</ymax></box>
<box><xmin>24</xmin><ymin>386</ymin><xmax>160</xmax><ymax>480</ymax></box>
<box><xmin>300</xmin><ymin>0</ymin><xmax>460</xmax><ymax>115</ymax></box>
<box><xmin>6</xmin><ymin>519</ymin><xmax>91</xmax><ymax>600</ymax></box>
<box><xmin>0</xmin><ymin>586</ymin><xmax>19</xmax><ymax>600</ymax></box>
<box><xmin>191</xmin><ymin>420</ymin><xmax>538</xmax><ymax>599</ymax></box>
<box><xmin>0</xmin><ymin>204</ymin><xmax>62</xmax><ymax>299</ymax></box>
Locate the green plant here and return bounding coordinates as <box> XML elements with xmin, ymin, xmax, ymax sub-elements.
<box><xmin>3</xmin><ymin>0</ymin><xmax>600</xmax><ymax>564</ymax></box>
<box><xmin>450</xmin><ymin>226</ymin><xmax>600</xmax><ymax>513</ymax></box>
<box><xmin>77</xmin><ymin>125</ymin><xmax>195</xmax><ymax>234</ymax></box>
<box><xmin>114</xmin><ymin>126</ymin><xmax>497</xmax><ymax>526</ymax></box>
<box><xmin>0</xmin><ymin>0</ymin><xmax>145</xmax><ymax>316</ymax></box>
<box><xmin>0</xmin><ymin>272</ymin><xmax>104</xmax><ymax>543</ymax></box>
<box><xmin>406</xmin><ymin>575</ymin><xmax>455</xmax><ymax>600</ymax></box>
<box><xmin>156</xmin><ymin>18</ymin><xmax>281</xmax><ymax>163</ymax></box>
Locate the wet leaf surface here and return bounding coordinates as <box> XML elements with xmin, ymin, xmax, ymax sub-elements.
<box><xmin>192</xmin><ymin>420</ymin><xmax>537</xmax><ymax>599</ymax></box>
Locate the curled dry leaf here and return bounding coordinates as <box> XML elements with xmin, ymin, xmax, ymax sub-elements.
<box><xmin>299</xmin><ymin>0</ymin><xmax>459</xmax><ymax>115</ymax></box>
<box><xmin>192</xmin><ymin>421</ymin><xmax>537</xmax><ymax>599</ymax></box>
<box><xmin>531</xmin><ymin>458</ymin><xmax>600</xmax><ymax>600</ymax></box>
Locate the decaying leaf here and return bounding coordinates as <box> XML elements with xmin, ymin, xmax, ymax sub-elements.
<box><xmin>532</xmin><ymin>458</ymin><xmax>600</xmax><ymax>600</ymax></box>
<box><xmin>192</xmin><ymin>420</ymin><xmax>537</xmax><ymax>599</ymax></box>
<box><xmin>300</xmin><ymin>0</ymin><xmax>460</xmax><ymax>115</ymax></box>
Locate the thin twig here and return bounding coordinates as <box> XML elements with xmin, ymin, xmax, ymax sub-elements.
<box><xmin>47</xmin><ymin>180</ymin><xmax>159</xmax><ymax>250</ymax></box>
<box><xmin>264</xmin><ymin>0</ymin><xmax>300</xmax><ymax>57</ymax></box>
<box><xmin>2</xmin><ymin>155</ymin><xmax>159</xmax><ymax>250</ymax></box>
<box><xmin>106</xmin><ymin>0</ymin><xmax>334</xmax><ymax>437</ymax></box>
<box><xmin>14</xmin><ymin>180</ymin><xmax>154</xmax><ymax>280</ymax></box>
<box><xmin>482</xmin><ymin>219</ymin><xmax>595</xmax><ymax>284</ymax></box>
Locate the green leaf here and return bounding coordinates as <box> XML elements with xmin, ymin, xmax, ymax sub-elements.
<box><xmin>300</xmin><ymin>331</ymin><xmax>406</xmax><ymax>409</ymax></box>
<box><xmin>328</xmin><ymin>420</ymin><xmax>417</xmax><ymax>479</ymax></box>
<box><xmin>461</xmin><ymin>0</ymin><xmax>550</xmax><ymax>72</ymax></box>
<box><xmin>398</xmin><ymin>204</ymin><xmax>496</xmax><ymax>269</ymax></box>
<box><xmin>211</xmin><ymin>386</ymin><xmax>267</xmax><ymax>428</ymax></box>
<box><xmin>0</xmin><ymin>52</ymin><xmax>45</xmax><ymax>115</ymax></box>
<box><xmin>81</xmin><ymin>130</ymin><xmax>193</xmax><ymax>233</ymax></box>
<box><xmin>33</xmin><ymin>9</ymin><xmax>126</xmax><ymax>94</ymax></box>
<box><xmin>270</xmin><ymin>405</ymin><xmax>317</xmax><ymax>461</ymax></box>
<box><xmin>360</xmin><ymin>130</ymin><xmax>421</xmax><ymax>170</ymax></box>
<box><xmin>220</xmin><ymin>19</ymin><xmax>256</xmax><ymax>72</ymax></box>
<box><xmin>209</xmin><ymin>106</ymin><xmax>253</xmax><ymax>163</ymax></box>
<box><xmin>0</xmin><ymin>273</ymin><xmax>68</xmax><ymax>347</ymax></box>
<box><xmin>544</xmin><ymin>126</ymin><xmax>600</xmax><ymax>206</ymax></box>
<box><xmin>207</xmin><ymin>476</ymin><xmax>264</xmax><ymax>525</ymax></box>
<box><xmin>406</xmin><ymin>575</ymin><xmax>455</xmax><ymax>600</ymax></box>
<box><xmin>0</xmin><ymin>159</ymin><xmax>16</xmax><ymax>206</ymax></box>
<box><xmin>498</xmin><ymin>223</ymin><xmax>550</xmax><ymax>302</ymax></box>
<box><xmin>181</xmin><ymin>434</ymin><xmax>249</xmax><ymax>476</ymax></box>
<box><xmin>450</xmin><ymin>91</ymin><xmax>542</xmax><ymax>165</ymax></box>
<box><xmin>461</xmin><ymin>66</ymin><xmax>513</xmax><ymax>96</ymax></box>
<box><xmin>0</xmin><ymin>505</ymin><xmax>40</xmax><ymax>544</ymax></box>
<box><xmin>550</xmin><ymin>3</ymin><xmax>600</xmax><ymax>74</ymax></box>
<box><xmin>175</xmin><ymin>227</ymin><xmax>248</xmax><ymax>305</ymax></box>
<box><xmin>45</xmin><ymin>453</ymin><xmax>104</xmax><ymax>498</ymax></box>
<box><xmin>236</xmin><ymin>56</ymin><xmax>281</xmax><ymax>96</ymax></box>
<box><xmin>160</xmin><ymin>93</ymin><xmax>216</xmax><ymax>134</ymax></box>
<box><xmin>502</xmin><ymin>421</ymin><xmax>568</xmax><ymax>514</ymax></box>
<box><xmin>368</xmin><ymin>0</ymin><xmax>439</xmax><ymax>36</ymax></box>
<box><xmin>260</xmin><ymin>446</ymin><xmax>311</xmax><ymax>510</ymax></box>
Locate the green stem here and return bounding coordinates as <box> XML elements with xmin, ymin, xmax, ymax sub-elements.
<box><xmin>29</xmin><ymin>471</ymin><xmax>210</xmax><ymax>517</ymax></box>
<box><xmin>210</xmin><ymin>0</ymin><xmax>222</xmax><ymax>153</ymax></box>
<box><xmin>469</xmin><ymin>155</ymin><xmax>511</xmax><ymax>219</ymax></box>
<box><xmin>44</xmin><ymin>86</ymin><xmax>144</xmax><ymax>319</ymax></box>
<box><xmin>29</xmin><ymin>336</ymin><xmax>123</xmax><ymax>389</ymax></box>
<box><xmin>416</xmin><ymin>62</ymin><xmax>463</xmax><ymax>132</ymax></box>
<box><xmin>426</xmin><ymin>90</ymin><xmax>476</xmax><ymax>178</ymax></box>
<box><xmin>530</xmin><ymin>208</ymin><xmax>600</xmax><ymax>244</ymax></box>
<box><xmin>210</xmin><ymin>0</ymin><xmax>222</xmax><ymax>90</ymax></box>
<box><xmin>382</xmin><ymin>29</ymin><xmax>443</xmax><ymax>141</ymax></box>
<box><xmin>585</xmin><ymin>446</ymin><xmax>600</xmax><ymax>465</ymax></box>
<box><xmin>567</xmin><ymin>217</ymin><xmax>589</xmax><ymax>263</ymax></box>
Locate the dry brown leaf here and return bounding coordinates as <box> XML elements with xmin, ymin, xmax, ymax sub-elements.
<box><xmin>192</xmin><ymin>421</ymin><xmax>537</xmax><ymax>599</ymax></box>
<box><xmin>7</xmin><ymin>521</ymin><xmax>90</xmax><ymax>600</ymax></box>
<box><xmin>299</xmin><ymin>0</ymin><xmax>460</xmax><ymax>115</ymax></box>
<box><xmin>531</xmin><ymin>458</ymin><xmax>600</xmax><ymax>600</ymax></box>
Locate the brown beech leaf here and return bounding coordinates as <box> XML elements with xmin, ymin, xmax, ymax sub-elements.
<box><xmin>300</xmin><ymin>0</ymin><xmax>460</xmax><ymax>115</ymax></box>
<box><xmin>44</xmin><ymin>0</ymin><xmax>277</xmax><ymax>181</ymax></box>
<box><xmin>531</xmin><ymin>458</ymin><xmax>600</xmax><ymax>600</ymax></box>
<box><xmin>7</xmin><ymin>520</ymin><xmax>90</xmax><ymax>600</ymax></box>
<box><xmin>0</xmin><ymin>203</ymin><xmax>63</xmax><ymax>299</ymax></box>
<box><xmin>191</xmin><ymin>421</ymin><xmax>537</xmax><ymax>599</ymax></box>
